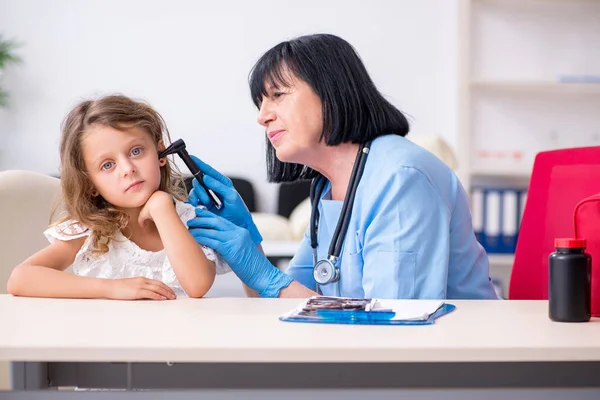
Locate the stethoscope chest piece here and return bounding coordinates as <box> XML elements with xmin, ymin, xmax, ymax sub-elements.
<box><xmin>313</xmin><ymin>257</ymin><xmax>340</xmax><ymax>285</ymax></box>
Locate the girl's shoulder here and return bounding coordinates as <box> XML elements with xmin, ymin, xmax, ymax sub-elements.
<box><xmin>44</xmin><ymin>219</ymin><xmax>91</xmax><ymax>243</ymax></box>
<box><xmin>174</xmin><ymin>199</ymin><xmax>203</xmax><ymax>225</ymax></box>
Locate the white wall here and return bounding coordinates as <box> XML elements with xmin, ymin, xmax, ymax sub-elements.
<box><xmin>0</xmin><ymin>0</ymin><xmax>459</xmax><ymax>213</ymax></box>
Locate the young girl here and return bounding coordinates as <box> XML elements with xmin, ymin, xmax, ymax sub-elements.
<box><xmin>7</xmin><ymin>94</ymin><xmax>229</xmax><ymax>299</ymax></box>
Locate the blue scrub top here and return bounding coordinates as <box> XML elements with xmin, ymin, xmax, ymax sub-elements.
<box><xmin>286</xmin><ymin>134</ymin><xmax>498</xmax><ymax>299</ymax></box>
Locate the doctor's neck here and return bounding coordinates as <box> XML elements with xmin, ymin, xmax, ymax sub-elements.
<box><xmin>309</xmin><ymin>142</ymin><xmax>360</xmax><ymax>202</ymax></box>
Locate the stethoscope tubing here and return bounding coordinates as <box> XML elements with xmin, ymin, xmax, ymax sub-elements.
<box><xmin>310</xmin><ymin>141</ymin><xmax>372</xmax><ymax>286</ymax></box>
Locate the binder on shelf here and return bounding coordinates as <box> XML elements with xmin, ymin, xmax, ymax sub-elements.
<box><xmin>501</xmin><ymin>190</ymin><xmax>519</xmax><ymax>253</ymax></box>
<box><xmin>471</xmin><ymin>186</ymin><xmax>528</xmax><ymax>255</ymax></box>
<box><xmin>471</xmin><ymin>187</ymin><xmax>484</xmax><ymax>244</ymax></box>
<box><xmin>519</xmin><ymin>190</ymin><xmax>528</xmax><ymax>227</ymax></box>
<box><xmin>484</xmin><ymin>189</ymin><xmax>502</xmax><ymax>253</ymax></box>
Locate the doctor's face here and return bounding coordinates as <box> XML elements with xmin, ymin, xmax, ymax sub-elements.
<box><xmin>256</xmin><ymin>73</ymin><xmax>323</xmax><ymax>165</ymax></box>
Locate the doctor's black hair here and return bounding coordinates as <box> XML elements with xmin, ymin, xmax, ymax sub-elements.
<box><xmin>249</xmin><ymin>33</ymin><xmax>410</xmax><ymax>183</ymax></box>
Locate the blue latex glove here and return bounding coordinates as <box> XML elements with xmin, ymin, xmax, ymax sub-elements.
<box><xmin>187</xmin><ymin>208</ymin><xmax>293</xmax><ymax>298</ymax></box>
<box><xmin>187</xmin><ymin>155</ymin><xmax>262</xmax><ymax>245</ymax></box>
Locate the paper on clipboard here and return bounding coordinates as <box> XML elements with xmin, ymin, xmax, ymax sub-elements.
<box><xmin>374</xmin><ymin>299</ymin><xmax>445</xmax><ymax>321</ymax></box>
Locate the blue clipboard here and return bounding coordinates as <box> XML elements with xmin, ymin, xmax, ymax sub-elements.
<box><xmin>279</xmin><ymin>301</ymin><xmax>456</xmax><ymax>325</ymax></box>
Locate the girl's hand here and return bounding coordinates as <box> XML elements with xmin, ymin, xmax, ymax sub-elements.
<box><xmin>138</xmin><ymin>191</ymin><xmax>173</xmax><ymax>227</ymax></box>
<box><xmin>106</xmin><ymin>277</ymin><xmax>177</xmax><ymax>300</ymax></box>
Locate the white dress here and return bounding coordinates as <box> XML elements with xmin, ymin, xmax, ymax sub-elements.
<box><xmin>44</xmin><ymin>200</ymin><xmax>230</xmax><ymax>298</ymax></box>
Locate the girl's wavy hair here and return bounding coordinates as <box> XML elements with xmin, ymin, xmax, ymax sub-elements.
<box><xmin>53</xmin><ymin>94</ymin><xmax>186</xmax><ymax>254</ymax></box>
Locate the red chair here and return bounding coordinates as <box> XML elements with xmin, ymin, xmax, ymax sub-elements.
<box><xmin>509</xmin><ymin>147</ymin><xmax>600</xmax><ymax>300</ymax></box>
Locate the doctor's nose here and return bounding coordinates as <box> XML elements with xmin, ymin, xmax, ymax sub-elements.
<box><xmin>257</xmin><ymin>100</ymin><xmax>276</xmax><ymax>127</ymax></box>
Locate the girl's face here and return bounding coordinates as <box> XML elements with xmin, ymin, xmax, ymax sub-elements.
<box><xmin>256</xmin><ymin>72</ymin><xmax>323</xmax><ymax>165</ymax></box>
<box><xmin>81</xmin><ymin>125</ymin><xmax>166</xmax><ymax>210</ymax></box>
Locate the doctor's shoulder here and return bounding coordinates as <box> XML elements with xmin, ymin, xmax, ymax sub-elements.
<box><xmin>390</xmin><ymin>136</ymin><xmax>452</xmax><ymax>174</ymax></box>
<box><xmin>360</xmin><ymin>138</ymin><xmax>454</xmax><ymax>207</ymax></box>
<box><xmin>367</xmin><ymin>137</ymin><xmax>440</xmax><ymax>184</ymax></box>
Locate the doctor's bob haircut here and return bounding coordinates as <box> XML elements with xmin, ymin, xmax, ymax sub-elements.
<box><xmin>249</xmin><ymin>33</ymin><xmax>410</xmax><ymax>183</ymax></box>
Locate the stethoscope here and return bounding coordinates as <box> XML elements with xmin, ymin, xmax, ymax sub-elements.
<box><xmin>310</xmin><ymin>141</ymin><xmax>372</xmax><ymax>289</ymax></box>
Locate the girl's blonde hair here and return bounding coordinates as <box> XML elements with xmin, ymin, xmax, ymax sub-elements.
<box><xmin>55</xmin><ymin>94</ymin><xmax>187</xmax><ymax>254</ymax></box>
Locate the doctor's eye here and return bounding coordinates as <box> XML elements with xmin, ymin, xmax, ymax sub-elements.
<box><xmin>272</xmin><ymin>91</ymin><xmax>285</xmax><ymax>99</ymax></box>
<box><xmin>130</xmin><ymin>147</ymin><xmax>143</xmax><ymax>157</ymax></box>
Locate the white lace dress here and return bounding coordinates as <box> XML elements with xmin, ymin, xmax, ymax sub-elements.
<box><xmin>44</xmin><ymin>200</ymin><xmax>230</xmax><ymax>298</ymax></box>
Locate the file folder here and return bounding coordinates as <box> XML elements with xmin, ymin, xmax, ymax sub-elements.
<box><xmin>501</xmin><ymin>189</ymin><xmax>519</xmax><ymax>253</ymax></box>
<box><xmin>471</xmin><ymin>187</ymin><xmax>484</xmax><ymax>244</ymax></box>
<box><xmin>519</xmin><ymin>190</ymin><xmax>528</xmax><ymax>226</ymax></box>
<box><xmin>472</xmin><ymin>186</ymin><xmax>528</xmax><ymax>255</ymax></box>
<box><xmin>484</xmin><ymin>189</ymin><xmax>502</xmax><ymax>253</ymax></box>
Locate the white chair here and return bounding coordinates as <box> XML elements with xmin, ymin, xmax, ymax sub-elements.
<box><xmin>0</xmin><ymin>170</ymin><xmax>62</xmax><ymax>292</ymax></box>
<box><xmin>408</xmin><ymin>134</ymin><xmax>458</xmax><ymax>170</ymax></box>
<box><xmin>0</xmin><ymin>170</ymin><xmax>61</xmax><ymax>390</ymax></box>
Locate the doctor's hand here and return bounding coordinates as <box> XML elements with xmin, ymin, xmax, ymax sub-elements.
<box><xmin>187</xmin><ymin>208</ymin><xmax>293</xmax><ymax>298</ymax></box>
<box><xmin>187</xmin><ymin>155</ymin><xmax>262</xmax><ymax>245</ymax></box>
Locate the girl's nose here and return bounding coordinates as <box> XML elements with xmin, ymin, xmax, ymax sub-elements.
<box><xmin>120</xmin><ymin>158</ymin><xmax>136</xmax><ymax>177</ymax></box>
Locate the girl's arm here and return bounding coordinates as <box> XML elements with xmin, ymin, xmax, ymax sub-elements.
<box><xmin>7</xmin><ymin>237</ymin><xmax>176</xmax><ymax>300</ymax></box>
<box><xmin>243</xmin><ymin>283</ymin><xmax>259</xmax><ymax>297</ymax></box>
<box><xmin>7</xmin><ymin>238</ymin><xmax>109</xmax><ymax>298</ymax></box>
<box><xmin>145</xmin><ymin>192</ymin><xmax>216</xmax><ymax>298</ymax></box>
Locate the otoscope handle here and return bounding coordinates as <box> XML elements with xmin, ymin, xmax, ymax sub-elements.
<box><xmin>192</xmin><ymin>171</ymin><xmax>223</xmax><ymax>210</ymax></box>
<box><xmin>179</xmin><ymin>149</ymin><xmax>223</xmax><ymax>210</ymax></box>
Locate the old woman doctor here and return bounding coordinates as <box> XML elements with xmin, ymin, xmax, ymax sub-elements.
<box><xmin>186</xmin><ymin>34</ymin><xmax>498</xmax><ymax>300</ymax></box>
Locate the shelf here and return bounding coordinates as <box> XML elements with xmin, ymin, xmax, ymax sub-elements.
<box><xmin>470</xmin><ymin>167</ymin><xmax>531</xmax><ymax>179</ymax></box>
<box><xmin>261</xmin><ymin>240</ymin><xmax>300</xmax><ymax>257</ymax></box>
<box><xmin>488</xmin><ymin>254</ymin><xmax>515</xmax><ymax>266</ymax></box>
<box><xmin>471</xmin><ymin>81</ymin><xmax>600</xmax><ymax>95</ymax></box>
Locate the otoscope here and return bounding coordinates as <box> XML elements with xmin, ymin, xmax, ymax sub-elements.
<box><xmin>158</xmin><ymin>139</ymin><xmax>223</xmax><ymax>210</ymax></box>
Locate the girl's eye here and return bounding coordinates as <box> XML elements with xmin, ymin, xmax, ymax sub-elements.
<box><xmin>101</xmin><ymin>161</ymin><xmax>114</xmax><ymax>171</ymax></box>
<box><xmin>130</xmin><ymin>147</ymin><xmax>142</xmax><ymax>156</ymax></box>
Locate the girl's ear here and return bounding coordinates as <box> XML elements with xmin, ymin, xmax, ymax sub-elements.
<box><xmin>157</xmin><ymin>140</ymin><xmax>167</xmax><ymax>166</ymax></box>
<box><xmin>91</xmin><ymin>189</ymin><xmax>99</xmax><ymax>197</ymax></box>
